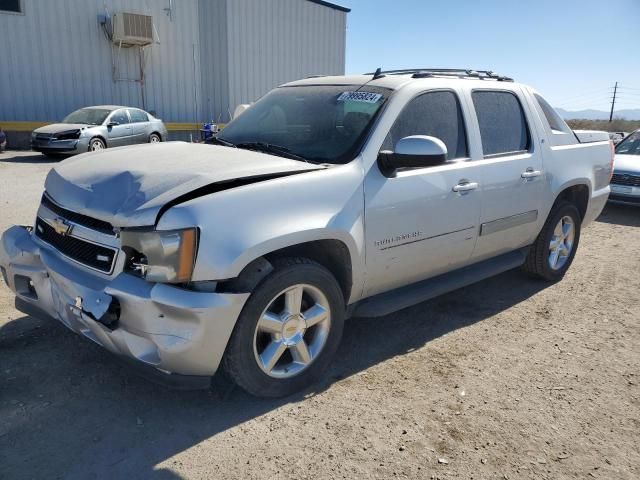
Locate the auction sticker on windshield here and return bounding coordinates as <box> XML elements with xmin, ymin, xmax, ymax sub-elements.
<box><xmin>337</xmin><ymin>91</ymin><xmax>382</xmax><ymax>103</ymax></box>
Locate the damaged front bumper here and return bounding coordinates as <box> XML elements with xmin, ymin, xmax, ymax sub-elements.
<box><xmin>0</xmin><ymin>225</ymin><xmax>249</xmax><ymax>388</ymax></box>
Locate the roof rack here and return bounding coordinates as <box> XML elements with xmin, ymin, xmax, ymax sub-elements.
<box><xmin>366</xmin><ymin>68</ymin><xmax>514</xmax><ymax>82</ymax></box>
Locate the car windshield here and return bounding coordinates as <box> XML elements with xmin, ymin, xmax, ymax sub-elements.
<box><xmin>615</xmin><ymin>131</ymin><xmax>640</xmax><ymax>156</ymax></box>
<box><xmin>62</xmin><ymin>108</ymin><xmax>112</xmax><ymax>125</ymax></box>
<box><xmin>217</xmin><ymin>85</ymin><xmax>390</xmax><ymax>164</ymax></box>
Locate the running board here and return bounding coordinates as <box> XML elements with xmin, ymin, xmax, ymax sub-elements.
<box><xmin>351</xmin><ymin>248</ymin><xmax>528</xmax><ymax>318</ymax></box>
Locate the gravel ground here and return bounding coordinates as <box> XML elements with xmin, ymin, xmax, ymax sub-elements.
<box><xmin>0</xmin><ymin>150</ymin><xmax>638</xmax><ymax>480</ymax></box>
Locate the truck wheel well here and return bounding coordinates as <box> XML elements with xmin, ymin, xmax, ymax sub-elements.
<box><xmin>215</xmin><ymin>240</ymin><xmax>354</xmax><ymax>302</ymax></box>
<box><xmin>264</xmin><ymin>240</ymin><xmax>353</xmax><ymax>302</ymax></box>
<box><xmin>554</xmin><ymin>185</ymin><xmax>589</xmax><ymax>219</ymax></box>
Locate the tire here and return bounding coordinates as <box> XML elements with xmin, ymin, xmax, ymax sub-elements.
<box><xmin>149</xmin><ymin>133</ymin><xmax>161</xmax><ymax>143</ymax></box>
<box><xmin>223</xmin><ymin>257</ymin><xmax>345</xmax><ymax>398</ymax></box>
<box><xmin>522</xmin><ymin>200</ymin><xmax>582</xmax><ymax>281</ymax></box>
<box><xmin>88</xmin><ymin>138</ymin><xmax>106</xmax><ymax>152</ymax></box>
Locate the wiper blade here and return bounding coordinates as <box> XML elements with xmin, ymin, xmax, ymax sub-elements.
<box><xmin>207</xmin><ymin>136</ymin><xmax>236</xmax><ymax>148</ymax></box>
<box><xmin>234</xmin><ymin>142</ymin><xmax>309</xmax><ymax>163</ymax></box>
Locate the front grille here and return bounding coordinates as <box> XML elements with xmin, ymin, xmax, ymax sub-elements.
<box><xmin>35</xmin><ymin>133</ymin><xmax>54</xmax><ymax>141</ymax></box>
<box><xmin>35</xmin><ymin>218</ymin><xmax>117</xmax><ymax>273</ymax></box>
<box><xmin>41</xmin><ymin>194</ymin><xmax>115</xmax><ymax>235</ymax></box>
<box><xmin>611</xmin><ymin>173</ymin><xmax>640</xmax><ymax>187</ymax></box>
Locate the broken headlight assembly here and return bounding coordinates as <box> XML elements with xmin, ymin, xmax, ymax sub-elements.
<box><xmin>53</xmin><ymin>130</ymin><xmax>82</xmax><ymax>141</ymax></box>
<box><xmin>121</xmin><ymin>228</ymin><xmax>198</xmax><ymax>283</ymax></box>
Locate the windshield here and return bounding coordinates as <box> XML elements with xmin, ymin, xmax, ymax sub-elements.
<box><xmin>218</xmin><ymin>85</ymin><xmax>390</xmax><ymax>164</ymax></box>
<box><xmin>615</xmin><ymin>131</ymin><xmax>640</xmax><ymax>156</ymax></box>
<box><xmin>62</xmin><ymin>108</ymin><xmax>111</xmax><ymax>125</ymax></box>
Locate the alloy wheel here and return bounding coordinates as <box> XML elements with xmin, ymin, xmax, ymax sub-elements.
<box><xmin>548</xmin><ymin>215</ymin><xmax>575</xmax><ymax>270</ymax></box>
<box><xmin>90</xmin><ymin>140</ymin><xmax>104</xmax><ymax>151</ymax></box>
<box><xmin>253</xmin><ymin>284</ymin><xmax>331</xmax><ymax>379</ymax></box>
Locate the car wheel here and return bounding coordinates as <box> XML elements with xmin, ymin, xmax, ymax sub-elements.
<box><xmin>149</xmin><ymin>133</ymin><xmax>161</xmax><ymax>143</ymax></box>
<box><xmin>223</xmin><ymin>257</ymin><xmax>345</xmax><ymax>398</ymax></box>
<box><xmin>522</xmin><ymin>200</ymin><xmax>582</xmax><ymax>281</ymax></box>
<box><xmin>88</xmin><ymin>138</ymin><xmax>106</xmax><ymax>152</ymax></box>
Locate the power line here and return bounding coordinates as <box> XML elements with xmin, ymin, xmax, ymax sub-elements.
<box><xmin>614</xmin><ymin>92</ymin><xmax>640</xmax><ymax>98</ymax></box>
<box><xmin>556</xmin><ymin>95</ymin><xmax>613</xmax><ymax>107</ymax></box>
<box><xmin>557</xmin><ymin>98</ymin><xmax>615</xmax><ymax>109</ymax></box>
<box><xmin>555</xmin><ymin>88</ymin><xmax>613</xmax><ymax>104</ymax></box>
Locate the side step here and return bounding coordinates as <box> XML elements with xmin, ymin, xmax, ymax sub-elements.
<box><xmin>350</xmin><ymin>248</ymin><xmax>528</xmax><ymax>318</ymax></box>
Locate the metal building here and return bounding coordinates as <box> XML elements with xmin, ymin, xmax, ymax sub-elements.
<box><xmin>0</xmin><ymin>0</ymin><xmax>349</xmax><ymax>141</ymax></box>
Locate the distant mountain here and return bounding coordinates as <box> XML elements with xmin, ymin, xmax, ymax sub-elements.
<box><xmin>556</xmin><ymin>108</ymin><xmax>640</xmax><ymax>121</ymax></box>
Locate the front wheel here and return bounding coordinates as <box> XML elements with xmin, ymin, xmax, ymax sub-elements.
<box><xmin>522</xmin><ymin>201</ymin><xmax>582</xmax><ymax>281</ymax></box>
<box><xmin>88</xmin><ymin>138</ymin><xmax>106</xmax><ymax>152</ymax></box>
<box><xmin>149</xmin><ymin>133</ymin><xmax>161</xmax><ymax>143</ymax></box>
<box><xmin>223</xmin><ymin>258</ymin><xmax>345</xmax><ymax>397</ymax></box>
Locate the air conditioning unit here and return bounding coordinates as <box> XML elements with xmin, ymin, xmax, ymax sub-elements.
<box><xmin>112</xmin><ymin>13</ymin><xmax>153</xmax><ymax>46</ymax></box>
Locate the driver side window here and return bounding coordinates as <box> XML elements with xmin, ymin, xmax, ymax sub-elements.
<box><xmin>382</xmin><ymin>90</ymin><xmax>468</xmax><ymax>160</ymax></box>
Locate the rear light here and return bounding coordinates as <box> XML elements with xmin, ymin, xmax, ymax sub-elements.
<box><xmin>608</xmin><ymin>140</ymin><xmax>615</xmax><ymax>182</ymax></box>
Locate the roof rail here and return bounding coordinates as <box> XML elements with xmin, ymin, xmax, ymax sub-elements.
<box><xmin>365</xmin><ymin>68</ymin><xmax>514</xmax><ymax>82</ymax></box>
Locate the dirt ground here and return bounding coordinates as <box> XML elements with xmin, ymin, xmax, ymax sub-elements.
<box><xmin>0</xmin><ymin>150</ymin><xmax>638</xmax><ymax>480</ymax></box>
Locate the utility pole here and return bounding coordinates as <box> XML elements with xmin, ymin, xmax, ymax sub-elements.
<box><xmin>609</xmin><ymin>81</ymin><xmax>618</xmax><ymax>122</ymax></box>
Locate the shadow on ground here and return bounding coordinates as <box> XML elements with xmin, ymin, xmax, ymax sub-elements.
<box><xmin>0</xmin><ymin>152</ymin><xmax>61</xmax><ymax>163</ymax></box>
<box><xmin>596</xmin><ymin>203</ymin><xmax>640</xmax><ymax>227</ymax></box>
<box><xmin>0</xmin><ymin>267</ymin><xmax>550</xmax><ymax>480</ymax></box>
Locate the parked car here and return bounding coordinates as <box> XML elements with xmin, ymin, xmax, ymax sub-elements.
<box><xmin>30</xmin><ymin>106</ymin><xmax>168</xmax><ymax>157</ymax></box>
<box><xmin>609</xmin><ymin>129</ymin><xmax>640</xmax><ymax>205</ymax></box>
<box><xmin>609</xmin><ymin>131</ymin><xmax>628</xmax><ymax>145</ymax></box>
<box><xmin>0</xmin><ymin>126</ymin><xmax>6</xmax><ymax>152</ymax></box>
<box><xmin>0</xmin><ymin>69</ymin><xmax>613</xmax><ymax>397</ymax></box>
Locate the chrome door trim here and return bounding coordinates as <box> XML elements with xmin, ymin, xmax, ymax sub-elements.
<box><xmin>480</xmin><ymin>210</ymin><xmax>538</xmax><ymax>236</ymax></box>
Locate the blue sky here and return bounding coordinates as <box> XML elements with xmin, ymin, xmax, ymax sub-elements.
<box><xmin>338</xmin><ymin>0</ymin><xmax>640</xmax><ymax>112</ymax></box>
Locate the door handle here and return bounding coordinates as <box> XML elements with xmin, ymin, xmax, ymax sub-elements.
<box><xmin>521</xmin><ymin>168</ymin><xmax>542</xmax><ymax>179</ymax></box>
<box><xmin>452</xmin><ymin>181</ymin><xmax>479</xmax><ymax>192</ymax></box>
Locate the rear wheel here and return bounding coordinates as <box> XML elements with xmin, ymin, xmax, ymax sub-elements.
<box><xmin>223</xmin><ymin>258</ymin><xmax>345</xmax><ymax>397</ymax></box>
<box><xmin>149</xmin><ymin>133</ymin><xmax>161</xmax><ymax>143</ymax></box>
<box><xmin>88</xmin><ymin>138</ymin><xmax>106</xmax><ymax>152</ymax></box>
<box><xmin>522</xmin><ymin>201</ymin><xmax>581</xmax><ymax>281</ymax></box>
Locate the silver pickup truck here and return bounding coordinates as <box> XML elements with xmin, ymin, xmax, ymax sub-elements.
<box><xmin>0</xmin><ymin>69</ymin><xmax>612</xmax><ymax>397</ymax></box>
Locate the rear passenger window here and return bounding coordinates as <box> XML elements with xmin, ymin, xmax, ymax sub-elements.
<box><xmin>128</xmin><ymin>109</ymin><xmax>148</xmax><ymax>123</ymax></box>
<box><xmin>533</xmin><ymin>93</ymin><xmax>571</xmax><ymax>134</ymax></box>
<box><xmin>472</xmin><ymin>91</ymin><xmax>530</xmax><ymax>156</ymax></box>
<box><xmin>383</xmin><ymin>90</ymin><xmax>468</xmax><ymax>160</ymax></box>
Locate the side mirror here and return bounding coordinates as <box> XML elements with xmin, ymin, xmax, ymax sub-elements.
<box><xmin>107</xmin><ymin>121</ymin><xmax>119</xmax><ymax>127</ymax></box>
<box><xmin>378</xmin><ymin>135</ymin><xmax>448</xmax><ymax>177</ymax></box>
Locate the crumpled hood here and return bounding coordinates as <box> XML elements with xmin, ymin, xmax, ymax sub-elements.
<box><xmin>34</xmin><ymin>123</ymin><xmax>91</xmax><ymax>134</ymax></box>
<box><xmin>614</xmin><ymin>154</ymin><xmax>640</xmax><ymax>174</ymax></box>
<box><xmin>44</xmin><ymin>141</ymin><xmax>324</xmax><ymax>227</ymax></box>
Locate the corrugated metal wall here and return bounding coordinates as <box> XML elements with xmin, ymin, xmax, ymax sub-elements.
<box><xmin>0</xmin><ymin>0</ymin><xmax>202</xmax><ymax>122</ymax></box>
<box><xmin>198</xmin><ymin>0</ymin><xmax>230</xmax><ymax>123</ymax></box>
<box><xmin>0</xmin><ymin>0</ymin><xmax>347</xmax><ymax>124</ymax></box>
<box><xmin>225</xmin><ymin>0</ymin><xmax>347</xmax><ymax>117</ymax></box>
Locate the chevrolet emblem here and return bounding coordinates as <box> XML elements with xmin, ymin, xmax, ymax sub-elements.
<box><xmin>52</xmin><ymin>217</ymin><xmax>72</xmax><ymax>236</ymax></box>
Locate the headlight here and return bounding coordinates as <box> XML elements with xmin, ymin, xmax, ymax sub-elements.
<box><xmin>121</xmin><ymin>228</ymin><xmax>198</xmax><ymax>283</ymax></box>
<box><xmin>53</xmin><ymin>130</ymin><xmax>81</xmax><ymax>141</ymax></box>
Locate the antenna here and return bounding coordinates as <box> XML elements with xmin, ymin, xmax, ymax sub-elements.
<box><xmin>372</xmin><ymin>67</ymin><xmax>385</xmax><ymax>80</ymax></box>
